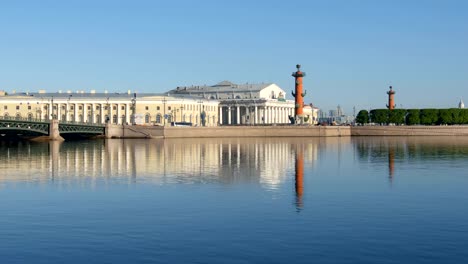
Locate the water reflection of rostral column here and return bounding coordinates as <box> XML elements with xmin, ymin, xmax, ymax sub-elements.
<box><xmin>292</xmin><ymin>64</ymin><xmax>306</xmax><ymax>124</ymax></box>
<box><xmin>388</xmin><ymin>146</ymin><xmax>395</xmax><ymax>180</ymax></box>
<box><xmin>295</xmin><ymin>144</ymin><xmax>304</xmax><ymax>210</ymax></box>
<box><xmin>386</xmin><ymin>86</ymin><xmax>396</xmax><ymax>110</ymax></box>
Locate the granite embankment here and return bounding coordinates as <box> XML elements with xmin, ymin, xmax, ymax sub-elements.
<box><xmin>351</xmin><ymin>125</ymin><xmax>468</xmax><ymax>136</ymax></box>
<box><xmin>105</xmin><ymin>124</ymin><xmax>468</xmax><ymax>138</ymax></box>
<box><xmin>105</xmin><ymin>125</ymin><xmax>351</xmax><ymax>138</ymax></box>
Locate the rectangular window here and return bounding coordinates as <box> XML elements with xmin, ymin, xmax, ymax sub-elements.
<box><xmin>113</xmin><ymin>106</ymin><xmax>117</xmax><ymax>110</ymax></box>
<box><xmin>62</xmin><ymin>105</ymin><xmax>66</xmax><ymax>110</ymax></box>
<box><xmin>71</xmin><ymin>106</ymin><xmax>74</xmax><ymax>110</ymax></box>
<box><xmin>157</xmin><ymin>106</ymin><xmax>160</xmax><ymax>110</ymax></box>
<box><xmin>4</xmin><ymin>106</ymin><xmax>7</xmax><ymax>110</ymax></box>
<box><xmin>104</xmin><ymin>106</ymin><xmax>108</xmax><ymax>110</ymax></box>
<box><xmin>87</xmin><ymin>106</ymin><xmax>91</xmax><ymax>110</ymax></box>
<box><xmin>16</xmin><ymin>106</ymin><xmax>20</xmax><ymax>110</ymax></box>
<box><xmin>79</xmin><ymin>106</ymin><xmax>83</xmax><ymax>110</ymax></box>
<box><xmin>145</xmin><ymin>106</ymin><xmax>149</xmax><ymax>110</ymax></box>
<box><xmin>96</xmin><ymin>106</ymin><xmax>100</xmax><ymax>110</ymax></box>
<box><xmin>121</xmin><ymin>106</ymin><xmax>125</xmax><ymax>110</ymax></box>
<box><xmin>168</xmin><ymin>106</ymin><xmax>171</xmax><ymax>110</ymax></box>
<box><xmin>28</xmin><ymin>106</ymin><xmax>32</xmax><ymax>110</ymax></box>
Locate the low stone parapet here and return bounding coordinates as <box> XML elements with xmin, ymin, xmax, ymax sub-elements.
<box><xmin>351</xmin><ymin>125</ymin><xmax>468</xmax><ymax>136</ymax></box>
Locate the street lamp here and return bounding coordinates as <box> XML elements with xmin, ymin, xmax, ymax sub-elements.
<box><xmin>106</xmin><ymin>97</ymin><xmax>110</xmax><ymax>123</ymax></box>
<box><xmin>131</xmin><ymin>93</ymin><xmax>136</xmax><ymax>125</ymax></box>
<box><xmin>66</xmin><ymin>95</ymin><xmax>72</xmax><ymax>122</ymax></box>
<box><xmin>163</xmin><ymin>97</ymin><xmax>167</xmax><ymax>126</ymax></box>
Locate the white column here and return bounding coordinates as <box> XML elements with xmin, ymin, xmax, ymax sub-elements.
<box><xmin>109</xmin><ymin>104</ymin><xmax>113</xmax><ymax>123</ymax></box>
<box><xmin>66</xmin><ymin>102</ymin><xmax>69</xmax><ymax>121</ymax></box>
<box><xmin>236</xmin><ymin>106</ymin><xmax>240</xmax><ymax>125</ymax></box>
<box><xmin>49</xmin><ymin>102</ymin><xmax>53</xmax><ymax>119</ymax></box>
<box><xmin>264</xmin><ymin>107</ymin><xmax>268</xmax><ymax>124</ymax></box>
<box><xmin>125</xmin><ymin>103</ymin><xmax>130</xmax><ymax>124</ymax></box>
<box><xmin>101</xmin><ymin>104</ymin><xmax>105</xmax><ymax>123</ymax></box>
<box><xmin>57</xmin><ymin>104</ymin><xmax>61</xmax><ymax>121</ymax></box>
<box><xmin>117</xmin><ymin>103</ymin><xmax>121</xmax><ymax>124</ymax></box>
<box><xmin>219</xmin><ymin>107</ymin><xmax>223</xmax><ymax>125</ymax></box>
<box><xmin>83</xmin><ymin>103</ymin><xmax>88</xmax><ymax>123</ymax></box>
<box><xmin>228</xmin><ymin>106</ymin><xmax>231</xmax><ymax>125</ymax></box>
<box><xmin>91</xmin><ymin>103</ymin><xmax>95</xmax><ymax>124</ymax></box>
<box><xmin>254</xmin><ymin>106</ymin><xmax>258</xmax><ymax>124</ymax></box>
<box><xmin>74</xmin><ymin>103</ymin><xmax>78</xmax><ymax>122</ymax></box>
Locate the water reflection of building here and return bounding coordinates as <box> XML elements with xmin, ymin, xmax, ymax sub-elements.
<box><xmin>0</xmin><ymin>139</ymin><xmax>320</xmax><ymax>188</ymax></box>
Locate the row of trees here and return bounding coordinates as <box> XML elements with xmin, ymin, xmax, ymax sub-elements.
<box><xmin>356</xmin><ymin>108</ymin><xmax>468</xmax><ymax>125</ymax></box>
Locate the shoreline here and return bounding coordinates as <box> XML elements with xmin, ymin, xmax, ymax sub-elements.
<box><xmin>104</xmin><ymin>124</ymin><xmax>468</xmax><ymax>139</ymax></box>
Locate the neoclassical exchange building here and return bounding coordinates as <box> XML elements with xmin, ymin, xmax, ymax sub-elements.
<box><xmin>0</xmin><ymin>81</ymin><xmax>318</xmax><ymax>126</ymax></box>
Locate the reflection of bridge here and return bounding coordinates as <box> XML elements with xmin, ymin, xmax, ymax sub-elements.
<box><xmin>0</xmin><ymin>117</ymin><xmax>105</xmax><ymax>139</ymax></box>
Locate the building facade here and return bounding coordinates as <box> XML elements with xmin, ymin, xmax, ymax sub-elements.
<box><xmin>167</xmin><ymin>81</ymin><xmax>318</xmax><ymax>125</ymax></box>
<box><xmin>0</xmin><ymin>91</ymin><xmax>219</xmax><ymax>126</ymax></box>
<box><xmin>0</xmin><ymin>81</ymin><xmax>318</xmax><ymax>126</ymax></box>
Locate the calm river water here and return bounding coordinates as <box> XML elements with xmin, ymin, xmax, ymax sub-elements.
<box><xmin>0</xmin><ymin>137</ymin><xmax>467</xmax><ymax>263</ymax></box>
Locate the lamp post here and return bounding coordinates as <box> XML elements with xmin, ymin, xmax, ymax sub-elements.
<box><xmin>106</xmin><ymin>97</ymin><xmax>110</xmax><ymax>123</ymax></box>
<box><xmin>66</xmin><ymin>95</ymin><xmax>72</xmax><ymax>122</ymax></box>
<box><xmin>181</xmin><ymin>106</ymin><xmax>184</xmax><ymax>122</ymax></box>
<box><xmin>163</xmin><ymin>97</ymin><xmax>167</xmax><ymax>126</ymax></box>
<box><xmin>131</xmin><ymin>93</ymin><xmax>136</xmax><ymax>125</ymax></box>
<box><xmin>51</xmin><ymin>96</ymin><xmax>54</xmax><ymax>120</ymax></box>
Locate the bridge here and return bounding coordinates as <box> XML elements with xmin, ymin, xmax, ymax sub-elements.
<box><xmin>0</xmin><ymin>117</ymin><xmax>105</xmax><ymax>140</ymax></box>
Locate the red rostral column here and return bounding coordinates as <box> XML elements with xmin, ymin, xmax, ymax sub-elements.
<box><xmin>387</xmin><ymin>86</ymin><xmax>396</xmax><ymax>110</ymax></box>
<box><xmin>292</xmin><ymin>64</ymin><xmax>306</xmax><ymax>123</ymax></box>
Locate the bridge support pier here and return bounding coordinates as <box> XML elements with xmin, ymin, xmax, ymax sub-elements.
<box><xmin>49</xmin><ymin>119</ymin><xmax>64</xmax><ymax>141</ymax></box>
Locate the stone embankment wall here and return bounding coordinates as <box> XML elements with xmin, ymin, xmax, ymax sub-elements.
<box><xmin>105</xmin><ymin>124</ymin><xmax>468</xmax><ymax>139</ymax></box>
<box><xmin>105</xmin><ymin>124</ymin><xmax>351</xmax><ymax>138</ymax></box>
<box><xmin>351</xmin><ymin>125</ymin><xmax>468</xmax><ymax>136</ymax></box>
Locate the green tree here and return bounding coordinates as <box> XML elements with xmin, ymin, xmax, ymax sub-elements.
<box><xmin>388</xmin><ymin>109</ymin><xmax>406</xmax><ymax>125</ymax></box>
<box><xmin>461</xmin><ymin>109</ymin><xmax>468</xmax><ymax>124</ymax></box>
<box><xmin>370</xmin><ymin>109</ymin><xmax>389</xmax><ymax>124</ymax></box>
<box><xmin>438</xmin><ymin>109</ymin><xmax>453</xmax><ymax>125</ymax></box>
<box><xmin>450</xmin><ymin>108</ymin><xmax>463</xmax><ymax>124</ymax></box>
<box><xmin>420</xmin><ymin>109</ymin><xmax>439</xmax><ymax>125</ymax></box>
<box><xmin>355</xmin><ymin>110</ymin><xmax>369</xmax><ymax>124</ymax></box>
<box><xmin>406</xmin><ymin>109</ymin><xmax>420</xmax><ymax>125</ymax></box>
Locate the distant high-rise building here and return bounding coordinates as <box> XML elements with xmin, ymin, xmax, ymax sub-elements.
<box><xmin>336</xmin><ymin>105</ymin><xmax>343</xmax><ymax>117</ymax></box>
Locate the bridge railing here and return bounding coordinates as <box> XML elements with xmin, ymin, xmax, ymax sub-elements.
<box><xmin>0</xmin><ymin>116</ymin><xmax>104</xmax><ymax>127</ymax></box>
<box><xmin>0</xmin><ymin>116</ymin><xmax>48</xmax><ymax>123</ymax></box>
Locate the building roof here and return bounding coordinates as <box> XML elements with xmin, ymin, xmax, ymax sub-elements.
<box><xmin>167</xmin><ymin>81</ymin><xmax>273</xmax><ymax>94</ymax></box>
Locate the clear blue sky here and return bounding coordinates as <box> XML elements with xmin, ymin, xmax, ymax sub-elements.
<box><xmin>1</xmin><ymin>0</ymin><xmax>467</xmax><ymax>114</ymax></box>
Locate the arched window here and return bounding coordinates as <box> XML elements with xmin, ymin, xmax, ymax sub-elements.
<box><xmin>4</xmin><ymin>113</ymin><xmax>9</xmax><ymax>119</ymax></box>
<box><xmin>15</xmin><ymin>113</ymin><xmax>21</xmax><ymax>120</ymax></box>
<box><xmin>113</xmin><ymin>114</ymin><xmax>118</xmax><ymax>124</ymax></box>
<box><xmin>79</xmin><ymin>115</ymin><xmax>84</xmax><ymax>122</ymax></box>
<box><xmin>28</xmin><ymin>113</ymin><xmax>33</xmax><ymax>121</ymax></box>
<box><xmin>156</xmin><ymin>114</ymin><xmax>162</xmax><ymax>124</ymax></box>
<box><xmin>87</xmin><ymin>114</ymin><xmax>92</xmax><ymax>123</ymax></box>
<box><xmin>235</xmin><ymin>95</ymin><xmax>241</xmax><ymax>99</ymax></box>
<box><xmin>70</xmin><ymin>114</ymin><xmax>75</xmax><ymax>122</ymax></box>
<box><xmin>167</xmin><ymin>114</ymin><xmax>172</xmax><ymax>123</ymax></box>
<box><xmin>121</xmin><ymin>115</ymin><xmax>126</xmax><ymax>124</ymax></box>
<box><xmin>61</xmin><ymin>114</ymin><xmax>66</xmax><ymax>121</ymax></box>
<box><xmin>145</xmin><ymin>114</ymin><xmax>150</xmax><ymax>124</ymax></box>
<box><xmin>96</xmin><ymin>114</ymin><xmax>101</xmax><ymax>124</ymax></box>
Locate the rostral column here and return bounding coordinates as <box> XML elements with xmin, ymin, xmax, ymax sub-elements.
<box><xmin>292</xmin><ymin>64</ymin><xmax>306</xmax><ymax>123</ymax></box>
<box><xmin>386</xmin><ymin>86</ymin><xmax>396</xmax><ymax>110</ymax></box>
